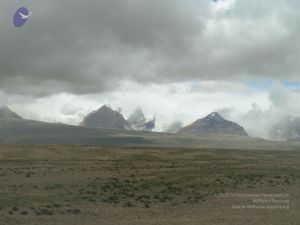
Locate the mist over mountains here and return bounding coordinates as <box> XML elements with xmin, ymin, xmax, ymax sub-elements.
<box><xmin>127</xmin><ymin>108</ymin><xmax>156</xmax><ymax>131</ymax></box>
<box><xmin>165</xmin><ymin>121</ymin><xmax>183</xmax><ymax>134</ymax></box>
<box><xmin>1</xmin><ymin>105</ymin><xmax>300</xmax><ymax>151</ymax></box>
<box><xmin>78</xmin><ymin>105</ymin><xmax>248</xmax><ymax>137</ymax></box>
<box><xmin>269</xmin><ymin>115</ymin><xmax>300</xmax><ymax>140</ymax></box>
<box><xmin>1</xmin><ymin>104</ymin><xmax>300</xmax><ymax>141</ymax></box>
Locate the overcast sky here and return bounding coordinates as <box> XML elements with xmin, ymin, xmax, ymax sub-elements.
<box><xmin>1</xmin><ymin>0</ymin><xmax>300</xmax><ymax>138</ymax></box>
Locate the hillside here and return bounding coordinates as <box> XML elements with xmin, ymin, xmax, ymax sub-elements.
<box><xmin>80</xmin><ymin>105</ymin><xmax>131</xmax><ymax>130</ymax></box>
<box><xmin>179</xmin><ymin>112</ymin><xmax>248</xmax><ymax>136</ymax></box>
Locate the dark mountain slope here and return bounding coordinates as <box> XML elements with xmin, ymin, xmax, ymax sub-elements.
<box><xmin>81</xmin><ymin>105</ymin><xmax>131</xmax><ymax>130</ymax></box>
<box><xmin>179</xmin><ymin>112</ymin><xmax>248</xmax><ymax>136</ymax></box>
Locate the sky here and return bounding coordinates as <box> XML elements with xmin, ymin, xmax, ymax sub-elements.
<box><xmin>1</xmin><ymin>0</ymin><xmax>300</xmax><ymax>138</ymax></box>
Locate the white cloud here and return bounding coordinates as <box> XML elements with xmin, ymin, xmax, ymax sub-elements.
<box><xmin>6</xmin><ymin>80</ymin><xmax>270</xmax><ymax>134</ymax></box>
<box><xmin>222</xmin><ymin>82</ymin><xmax>300</xmax><ymax>138</ymax></box>
<box><xmin>7</xmin><ymin>80</ymin><xmax>300</xmax><ymax>139</ymax></box>
<box><xmin>211</xmin><ymin>0</ymin><xmax>237</xmax><ymax>13</ymax></box>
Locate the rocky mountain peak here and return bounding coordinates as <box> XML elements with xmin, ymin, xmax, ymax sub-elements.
<box><xmin>80</xmin><ymin>105</ymin><xmax>131</xmax><ymax>130</ymax></box>
<box><xmin>179</xmin><ymin>112</ymin><xmax>248</xmax><ymax>136</ymax></box>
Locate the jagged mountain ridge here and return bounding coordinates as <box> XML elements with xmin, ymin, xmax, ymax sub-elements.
<box><xmin>127</xmin><ymin>108</ymin><xmax>155</xmax><ymax>131</ymax></box>
<box><xmin>166</xmin><ymin>121</ymin><xmax>183</xmax><ymax>134</ymax></box>
<box><xmin>127</xmin><ymin>108</ymin><xmax>146</xmax><ymax>126</ymax></box>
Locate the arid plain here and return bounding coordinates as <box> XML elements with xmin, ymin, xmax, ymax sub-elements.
<box><xmin>0</xmin><ymin>145</ymin><xmax>299</xmax><ymax>225</ymax></box>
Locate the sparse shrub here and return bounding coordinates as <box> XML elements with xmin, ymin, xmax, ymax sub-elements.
<box><xmin>59</xmin><ymin>211</ymin><xmax>66</xmax><ymax>215</ymax></box>
<box><xmin>285</xmin><ymin>179</ymin><xmax>290</xmax><ymax>184</ymax></box>
<box><xmin>127</xmin><ymin>193</ymin><xmax>135</xmax><ymax>198</ymax></box>
<box><xmin>41</xmin><ymin>208</ymin><xmax>53</xmax><ymax>215</ymax></box>
<box><xmin>159</xmin><ymin>195</ymin><xmax>169</xmax><ymax>203</ymax></box>
<box><xmin>73</xmin><ymin>209</ymin><xmax>81</xmax><ymax>214</ymax></box>
<box><xmin>26</xmin><ymin>172</ymin><xmax>34</xmax><ymax>177</ymax></box>
<box><xmin>20</xmin><ymin>210</ymin><xmax>28</xmax><ymax>215</ymax></box>
<box><xmin>123</xmin><ymin>201</ymin><xmax>133</xmax><ymax>207</ymax></box>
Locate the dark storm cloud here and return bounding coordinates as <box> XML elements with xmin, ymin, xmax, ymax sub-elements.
<box><xmin>1</xmin><ymin>0</ymin><xmax>300</xmax><ymax>96</ymax></box>
<box><xmin>0</xmin><ymin>0</ymin><xmax>200</xmax><ymax>95</ymax></box>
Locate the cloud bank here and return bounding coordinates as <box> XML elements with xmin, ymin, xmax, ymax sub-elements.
<box><xmin>0</xmin><ymin>0</ymin><xmax>300</xmax><ymax>96</ymax></box>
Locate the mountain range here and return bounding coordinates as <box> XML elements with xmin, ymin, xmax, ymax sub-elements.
<box><xmin>80</xmin><ymin>106</ymin><xmax>247</xmax><ymax>137</ymax></box>
<box><xmin>0</xmin><ymin>106</ymin><xmax>151</xmax><ymax>145</ymax></box>
<box><xmin>0</xmin><ymin>105</ymin><xmax>300</xmax><ymax>145</ymax></box>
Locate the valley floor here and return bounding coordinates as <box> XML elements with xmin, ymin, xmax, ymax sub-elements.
<box><xmin>0</xmin><ymin>145</ymin><xmax>299</xmax><ymax>225</ymax></box>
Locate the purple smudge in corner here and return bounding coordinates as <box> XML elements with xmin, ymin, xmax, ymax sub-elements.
<box><xmin>13</xmin><ymin>7</ymin><xmax>29</xmax><ymax>27</ymax></box>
